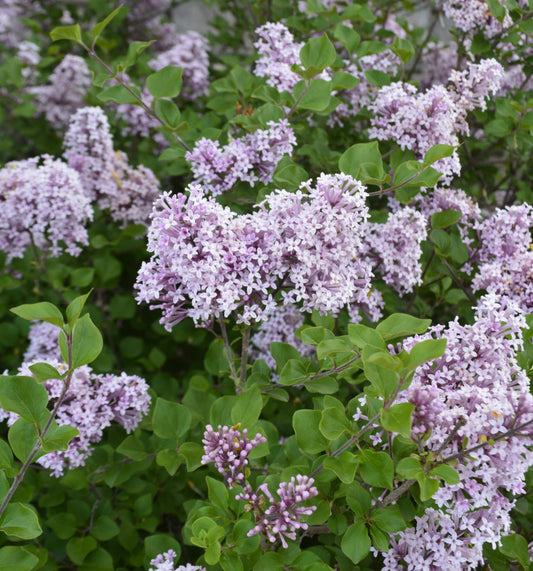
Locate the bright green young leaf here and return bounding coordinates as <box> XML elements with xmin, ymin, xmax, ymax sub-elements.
<box><xmin>431</xmin><ymin>209</ymin><xmax>462</xmax><ymax>229</ymax></box>
<box><xmin>91</xmin><ymin>5</ymin><xmax>123</xmax><ymax>43</ymax></box>
<box><xmin>300</xmin><ymin>35</ymin><xmax>336</xmax><ymax>71</ymax></box>
<box><xmin>348</xmin><ymin>324</ymin><xmax>385</xmax><ymax>349</ymax></box>
<box><xmin>391</xmin><ymin>37</ymin><xmax>415</xmax><ymax>63</ymax></box>
<box><xmin>119</xmin><ymin>40</ymin><xmax>155</xmax><ymax>70</ymax></box>
<box><xmin>293</xmin><ymin>409</ymin><xmax>328</xmax><ymax>454</ymax></box>
<box><xmin>423</xmin><ymin>144</ymin><xmax>455</xmax><ymax>165</ymax></box>
<box><xmin>0</xmin><ymin>503</ymin><xmax>42</xmax><ymax>539</ymax></box>
<box><xmin>339</xmin><ymin>141</ymin><xmax>385</xmax><ymax>182</ymax></box>
<box><xmin>323</xmin><ymin>452</ymin><xmax>359</xmax><ymax>483</ymax></box>
<box><xmin>70</xmin><ymin>313</ymin><xmax>103</xmax><ymax>368</ymax></box>
<box><xmin>41</xmin><ymin>420</ymin><xmax>79</xmax><ymax>453</ymax></box>
<box><xmin>330</xmin><ymin>71</ymin><xmax>359</xmax><ymax>90</ymax></box>
<box><xmin>0</xmin><ymin>375</ymin><xmax>48</xmax><ymax>423</ymax></box>
<box><xmin>298</xmin><ymin>326</ymin><xmax>334</xmax><ymax>346</ymax></box>
<box><xmin>146</xmin><ymin>65</ymin><xmax>183</xmax><ymax>99</ymax></box>
<box><xmin>207</xmin><ymin>476</ymin><xmax>229</xmax><ymax>511</ymax></box>
<box><xmin>11</xmin><ymin>301</ymin><xmax>63</xmax><ymax>327</ymax></box>
<box><xmin>66</xmin><ymin>291</ymin><xmax>92</xmax><ymax>325</ymax></box>
<box><xmin>408</xmin><ymin>338</ymin><xmax>447</xmax><ymax>369</ymax></box>
<box><xmin>156</xmin><ymin>449</ymin><xmax>182</xmax><ymax>475</ymax></box>
<box><xmin>341</xmin><ymin>522</ymin><xmax>371</xmax><ymax>564</ymax></box>
<box><xmin>319</xmin><ymin>404</ymin><xmax>351</xmax><ymax>440</ymax></box>
<box><xmin>295</xmin><ymin>79</ymin><xmax>332</xmax><ymax>112</ymax></box>
<box><xmin>231</xmin><ymin>384</ymin><xmax>262</xmax><ymax>427</ymax></box>
<box><xmin>429</xmin><ymin>464</ymin><xmax>460</xmax><ymax>485</ymax></box>
<box><xmin>153</xmin><ymin>398</ymin><xmax>192</xmax><ymax>440</ymax></box>
<box><xmin>97</xmin><ymin>84</ymin><xmax>142</xmax><ymax>105</ymax></box>
<box><xmin>316</xmin><ymin>336</ymin><xmax>354</xmax><ymax>360</ymax></box>
<box><xmin>29</xmin><ymin>362</ymin><xmax>62</xmax><ymax>384</ymax></box>
<box><xmin>270</xmin><ymin>342</ymin><xmax>301</xmax><ymax>373</ymax></box>
<box><xmin>155</xmin><ymin>98</ymin><xmax>181</xmax><ymax>129</ymax></box>
<box><xmin>278</xmin><ymin>358</ymin><xmax>309</xmax><ymax>385</ymax></box>
<box><xmin>50</xmin><ymin>24</ymin><xmax>82</xmax><ymax>43</ymax></box>
<box><xmin>417</xmin><ymin>473</ymin><xmax>440</xmax><ymax>501</ymax></box>
<box><xmin>376</xmin><ymin>314</ymin><xmax>431</xmax><ymax>340</ymax></box>
<box><xmin>380</xmin><ymin>403</ymin><xmax>414</xmax><ymax>438</ymax></box>
<box><xmin>499</xmin><ymin>533</ymin><xmax>531</xmax><ymax>569</ymax></box>
<box><xmin>357</xmin><ymin>40</ymin><xmax>387</xmax><ymax>58</ymax></box>
<box><xmin>0</xmin><ymin>439</ymin><xmax>13</xmax><ymax>471</ymax></box>
<box><xmin>396</xmin><ymin>456</ymin><xmax>423</xmax><ymax>479</ymax></box>
<box><xmin>8</xmin><ymin>419</ymin><xmax>40</xmax><ymax>463</ymax></box>
<box><xmin>364</xmin><ymin>69</ymin><xmax>391</xmax><ymax>86</ymax></box>
<box><xmin>0</xmin><ymin>546</ymin><xmax>39</xmax><ymax>571</ymax></box>
<box><xmin>359</xmin><ymin>450</ymin><xmax>394</xmax><ymax>489</ymax></box>
<box><xmin>333</xmin><ymin>24</ymin><xmax>360</xmax><ymax>53</ymax></box>
<box><xmin>364</xmin><ymin>358</ymin><xmax>398</xmax><ymax>398</ymax></box>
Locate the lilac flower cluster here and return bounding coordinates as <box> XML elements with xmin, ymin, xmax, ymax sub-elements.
<box><xmin>24</xmin><ymin>321</ymin><xmax>62</xmax><ymax>362</ymax></box>
<box><xmin>435</xmin><ymin>0</ymin><xmax>512</xmax><ymax>37</ymax></box>
<box><xmin>361</xmin><ymin>207</ymin><xmax>427</xmax><ymax>296</ymax></box>
<box><xmin>348</xmin><ymin>288</ymin><xmax>385</xmax><ymax>324</ymax></box>
<box><xmin>0</xmin><ymin>155</ymin><xmax>92</xmax><ymax>261</ymax></box>
<box><xmin>201</xmin><ymin>424</ymin><xmax>266</xmax><ymax>488</ymax></box>
<box><xmin>254</xmin><ymin>22</ymin><xmax>304</xmax><ymax>93</ymax></box>
<box><xmin>136</xmin><ymin>174</ymin><xmax>371</xmax><ymax>328</ymax></box>
<box><xmin>369</xmin><ymin>60</ymin><xmax>503</xmax><ymax>182</ymax></box>
<box><xmin>250</xmin><ymin>304</ymin><xmax>315</xmax><ymax>372</ymax></box>
<box><xmin>64</xmin><ymin>107</ymin><xmax>161</xmax><ymax>225</ymax></box>
<box><xmin>472</xmin><ymin>204</ymin><xmax>533</xmax><ymax>310</ymax></box>
<box><xmin>0</xmin><ymin>360</ymin><xmax>151</xmax><ymax>477</ymax></box>
<box><xmin>29</xmin><ymin>55</ymin><xmax>92</xmax><ymax>130</ymax></box>
<box><xmin>185</xmin><ymin>120</ymin><xmax>296</xmax><ymax>195</ymax></box>
<box><xmin>149</xmin><ymin>550</ymin><xmax>206</xmax><ymax>571</ymax></box>
<box><xmin>236</xmin><ymin>475</ymin><xmax>318</xmax><ymax>547</ymax></box>
<box><xmin>149</xmin><ymin>31</ymin><xmax>209</xmax><ymax>100</ymax></box>
<box><xmin>384</xmin><ymin>294</ymin><xmax>533</xmax><ymax>568</ymax></box>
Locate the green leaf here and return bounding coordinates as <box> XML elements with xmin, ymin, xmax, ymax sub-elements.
<box><xmin>359</xmin><ymin>450</ymin><xmax>394</xmax><ymax>489</ymax></box>
<box><xmin>270</xmin><ymin>342</ymin><xmax>301</xmax><ymax>373</ymax></box>
<box><xmin>380</xmin><ymin>403</ymin><xmax>414</xmax><ymax>438</ymax></box>
<box><xmin>207</xmin><ymin>476</ymin><xmax>229</xmax><ymax>510</ymax></box>
<box><xmin>417</xmin><ymin>473</ymin><xmax>439</xmax><ymax>501</ymax></box>
<box><xmin>339</xmin><ymin>142</ymin><xmax>385</xmax><ymax>184</ymax></box>
<box><xmin>67</xmin><ymin>536</ymin><xmax>97</xmax><ymax>565</ymax></box>
<box><xmin>116</xmin><ymin>435</ymin><xmax>147</xmax><ymax>461</ymax></box>
<box><xmin>396</xmin><ymin>457</ymin><xmax>423</xmax><ymax>479</ymax></box>
<box><xmin>407</xmin><ymin>338</ymin><xmax>447</xmax><ymax>369</ymax></box>
<box><xmin>357</xmin><ymin>40</ymin><xmax>387</xmax><ymax>58</ymax></box>
<box><xmin>376</xmin><ymin>314</ymin><xmax>431</xmax><ymax>340</ymax></box>
<box><xmin>391</xmin><ymin>37</ymin><xmax>415</xmax><ymax>63</ymax></box>
<box><xmin>91</xmin><ymin>515</ymin><xmax>120</xmax><ymax>541</ymax></box>
<box><xmin>341</xmin><ymin>522</ymin><xmax>371</xmax><ymax>564</ymax></box>
<box><xmin>145</xmin><ymin>534</ymin><xmax>182</xmax><ymax>562</ymax></box>
<box><xmin>152</xmin><ymin>398</ymin><xmax>192</xmax><ymax>440</ymax></box>
<box><xmin>46</xmin><ymin>512</ymin><xmax>78</xmax><ymax>539</ymax></box>
<box><xmin>97</xmin><ymin>84</ymin><xmax>141</xmax><ymax>105</ymax></box>
<box><xmin>11</xmin><ymin>301</ymin><xmax>63</xmax><ymax>327</ymax></box>
<box><xmin>0</xmin><ymin>439</ymin><xmax>14</xmax><ymax>471</ymax></box>
<box><xmin>70</xmin><ymin>313</ymin><xmax>103</xmax><ymax>368</ymax></box>
<box><xmin>91</xmin><ymin>5</ymin><xmax>123</xmax><ymax>43</ymax></box>
<box><xmin>319</xmin><ymin>403</ymin><xmax>350</xmax><ymax>440</ymax></box>
<box><xmin>323</xmin><ymin>452</ymin><xmax>359</xmax><ymax>483</ymax></box>
<box><xmin>294</xmin><ymin>79</ymin><xmax>331</xmax><ymax>112</ymax></box>
<box><xmin>205</xmin><ymin>541</ymin><xmax>222</xmax><ymax>565</ymax></box>
<box><xmin>0</xmin><ymin>503</ymin><xmax>42</xmax><ymax>539</ymax></box>
<box><xmin>0</xmin><ymin>546</ymin><xmax>39</xmax><ymax>571</ymax></box>
<box><xmin>8</xmin><ymin>419</ymin><xmax>40</xmax><ymax>463</ymax></box>
<box><xmin>119</xmin><ymin>40</ymin><xmax>155</xmax><ymax>70</ymax></box>
<box><xmin>300</xmin><ymin>35</ymin><xmax>336</xmax><ymax>71</ymax></box>
<box><xmin>333</xmin><ymin>24</ymin><xmax>360</xmax><ymax>53</ymax></box>
<box><xmin>50</xmin><ymin>24</ymin><xmax>82</xmax><ymax>43</ymax></box>
<box><xmin>146</xmin><ymin>65</ymin><xmax>183</xmax><ymax>99</ymax></box>
<box><xmin>499</xmin><ymin>533</ymin><xmax>531</xmax><ymax>568</ymax></box>
<box><xmin>364</xmin><ymin>69</ymin><xmax>391</xmax><ymax>86</ymax></box>
<box><xmin>430</xmin><ymin>209</ymin><xmax>462</xmax><ymax>229</ymax></box>
<box><xmin>41</xmin><ymin>420</ymin><xmax>78</xmax><ymax>453</ymax></box>
<box><xmin>66</xmin><ymin>291</ymin><xmax>92</xmax><ymax>325</ymax></box>
<box><xmin>429</xmin><ymin>464</ymin><xmax>460</xmax><ymax>485</ymax></box>
<box><xmin>293</xmin><ymin>410</ymin><xmax>328</xmax><ymax>454</ymax></box>
<box><xmin>423</xmin><ymin>144</ymin><xmax>455</xmax><ymax>165</ymax></box>
<box><xmin>272</xmin><ymin>161</ymin><xmax>308</xmax><ymax>190</ymax></box>
<box><xmin>231</xmin><ymin>385</ymin><xmax>262</xmax><ymax>427</ymax></box>
<box><xmin>29</xmin><ymin>362</ymin><xmax>61</xmax><ymax>383</ymax></box>
<box><xmin>348</xmin><ymin>324</ymin><xmax>385</xmax><ymax>349</ymax></box>
<box><xmin>278</xmin><ymin>358</ymin><xmax>309</xmax><ymax>385</ymax></box>
<box><xmin>70</xmin><ymin>268</ymin><xmax>94</xmax><ymax>288</ymax></box>
<box><xmin>155</xmin><ymin>99</ymin><xmax>181</xmax><ymax>129</ymax></box>
<box><xmin>371</xmin><ymin>507</ymin><xmax>406</xmax><ymax>533</ymax></box>
<box><xmin>0</xmin><ymin>375</ymin><xmax>48</xmax><ymax>423</ymax></box>
<box><xmin>364</xmin><ymin>359</ymin><xmax>398</xmax><ymax>398</ymax></box>
<box><xmin>156</xmin><ymin>449</ymin><xmax>181</xmax><ymax>475</ymax></box>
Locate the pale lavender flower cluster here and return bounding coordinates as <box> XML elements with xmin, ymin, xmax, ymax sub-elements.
<box><xmin>64</xmin><ymin>107</ymin><xmax>161</xmax><ymax>225</ymax></box>
<box><xmin>185</xmin><ymin>120</ymin><xmax>296</xmax><ymax>195</ymax></box>
<box><xmin>149</xmin><ymin>550</ymin><xmax>206</xmax><ymax>571</ymax></box>
<box><xmin>472</xmin><ymin>204</ymin><xmax>533</xmax><ymax>310</ymax></box>
<box><xmin>435</xmin><ymin>0</ymin><xmax>512</xmax><ymax>37</ymax></box>
<box><xmin>24</xmin><ymin>321</ymin><xmax>62</xmax><ymax>362</ymax></box>
<box><xmin>30</xmin><ymin>55</ymin><xmax>92</xmax><ymax>129</ymax></box>
<box><xmin>236</xmin><ymin>475</ymin><xmax>318</xmax><ymax>548</ymax></box>
<box><xmin>0</xmin><ymin>360</ymin><xmax>151</xmax><ymax>477</ymax></box>
<box><xmin>17</xmin><ymin>41</ymin><xmax>40</xmax><ymax>83</ymax></box>
<box><xmin>348</xmin><ymin>288</ymin><xmax>385</xmax><ymax>324</ymax></box>
<box><xmin>149</xmin><ymin>31</ymin><xmax>209</xmax><ymax>100</ymax></box>
<box><xmin>201</xmin><ymin>424</ymin><xmax>266</xmax><ymax>488</ymax></box>
<box><xmin>361</xmin><ymin>207</ymin><xmax>427</xmax><ymax>296</ymax></box>
<box><xmin>0</xmin><ymin>0</ymin><xmax>32</xmax><ymax>47</ymax></box>
<box><xmin>0</xmin><ymin>155</ymin><xmax>92</xmax><ymax>261</ymax></box>
<box><xmin>384</xmin><ymin>294</ymin><xmax>533</xmax><ymax>568</ymax></box>
<box><xmin>250</xmin><ymin>304</ymin><xmax>315</xmax><ymax>371</ymax></box>
<box><xmin>369</xmin><ymin>60</ymin><xmax>503</xmax><ymax>182</ymax></box>
<box><xmin>254</xmin><ymin>22</ymin><xmax>303</xmax><ymax>93</ymax></box>
<box><xmin>136</xmin><ymin>174</ymin><xmax>371</xmax><ymax>328</ymax></box>
<box><xmin>419</xmin><ymin>42</ymin><xmax>459</xmax><ymax>90</ymax></box>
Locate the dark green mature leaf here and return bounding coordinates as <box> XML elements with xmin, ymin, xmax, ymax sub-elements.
<box><xmin>408</xmin><ymin>338</ymin><xmax>447</xmax><ymax>369</ymax></box>
<box><xmin>0</xmin><ymin>503</ymin><xmax>42</xmax><ymax>539</ymax></box>
<box><xmin>431</xmin><ymin>209</ymin><xmax>462</xmax><ymax>229</ymax></box>
<box><xmin>423</xmin><ymin>144</ymin><xmax>455</xmax><ymax>165</ymax></box>
<box><xmin>341</xmin><ymin>522</ymin><xmax>371</xmax><ymax>563</ymax></box>
<box><xmin>376</xmin><ymin>314</ymin><xmax>431</xmax><ymax>340</ymax></box>
<box><xmin>380</xmin><ymin>403</ymin><xmax>414</xmax><ymax>438</ymax></box>
<box><xmin>295</xmin><ymin>79</ymin><xmax>331</xmax><ymax>111</ymax></box>
<box><xmin>359</xmin><ymin>450</ymin><xmax>394</xmax><ymax>489</ymax></box>
<box><xmin>333</xmin><ymin>24</ymin><xmax>360</xmax><ymax>53</ymax></box>
<box><xmin>41</xmin><ymin>420</ymin><xmax>78</xmax><ymax>453</ymax></box>
<box><xmin>8</xmin><ymin>419</ymin><xmax>40</xmax><ymax>462</ymax></box>
<box><xmin>155</xmin><ymin>99</ymin><xmax>181</xmax><ymax>129</ymax></box>
<box><xmin>0</xmin><ymin>375</ymin><xmax>48</xmax><ymax>423</ymax></box>
<box><xmin>11</xmin><ymin>301</ymin><xmax>63</xmax><ymax>327</ymax></box>
<box><xmin>232</xmin><ymin>384</ymin><xmax>262</xmax><ymax>427</ymax></box>
<box><xmin>66</xmin><ymin>536</ymin><xmax>97</xmax><ymax>565</ymax></box>
<box><xmin>97</xmin><ymin>84</ymin><xmax>141</xmax><ymax>105</ymax></box>
<box><xmin>499</xmin><ymin>533</ymin><xmax>531</xmax><ymax>569</ymax></box>
<box><xmin>293</xmin><ymin>410</ymin><xmax>328</xmax><ymax>454</ymax></box>
<box><xmin>70</xmin><ymin>313</ymin><xmax>103</xmax><ymax>368</ymax></box>
<box><xmin>339</xmin><ymin>141</ymin><xmax>386</xmax><ymax>184</ymax></box>
<box><xmin>323</xmin><ymin>452</ymin><xmax>358</xmax><ymax>483</ymax></box>
<box><xmin>153</xmin><ymin>398</ymin><xmax>191</xmax><ymax>440</ymax></box>
<box><xmin>146</xmin><ymin>65</ymin><xmax>183</xmax><ymax>99</ymax></box>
